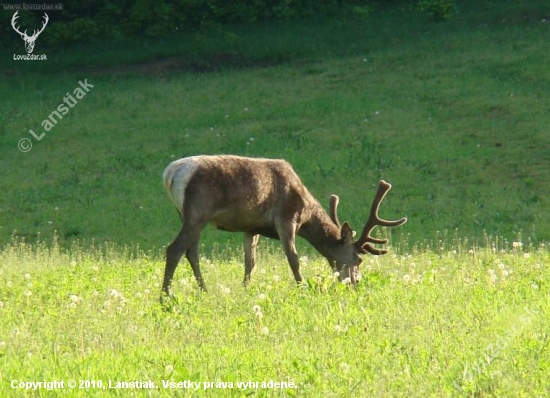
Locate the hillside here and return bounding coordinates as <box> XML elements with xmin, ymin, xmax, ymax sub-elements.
<box><xmin>1</xmin><ymin>0</ymin><xmax>549</xmax><ymax>251</ymax></box>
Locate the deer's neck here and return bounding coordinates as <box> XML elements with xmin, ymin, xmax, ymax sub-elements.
<box><xmin>298</xmin><ymin>204</ymin><xmax>341</xmax><ymax>258</ymax></box>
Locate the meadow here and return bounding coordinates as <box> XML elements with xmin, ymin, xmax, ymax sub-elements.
<box><xmin>0</xmin><ymin>237</ymin><xmax>549</xmax><ymax>397</ymax></box>
<box><xmin>1</xmin><ymin>0</ymin><xmax>549</xmax><ymax>396</ymax></box>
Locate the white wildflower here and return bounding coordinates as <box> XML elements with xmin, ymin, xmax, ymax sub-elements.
<box><xmin>69</xmin><ymin>294</ymin><xmax>81</xmax><ymax>303</ymax></box>
<box><xmin>340</xmin><ymin>362</ymin><xmax>351</xmax><ymax>373</ymax></box>
<box><xmin>260</xmin><ymin>327</ymin><xmax>269</xmax><ymax>335</ymax></box>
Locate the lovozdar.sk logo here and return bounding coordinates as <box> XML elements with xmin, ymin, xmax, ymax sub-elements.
<box><xmin>11</xmin><ymin>11</ymin><xmax>48</xmax><ymax>59</ymax></box>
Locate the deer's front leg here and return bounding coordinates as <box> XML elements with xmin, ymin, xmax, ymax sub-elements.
<box><xmin>276</xmin><ymin>223</ymin><xmax>303</xmax><ymax>284</ymax></box>
<box><xmin>243</xmin><ymin>233</ymin><xmax>260</xmax><ymax>286</ymax></box>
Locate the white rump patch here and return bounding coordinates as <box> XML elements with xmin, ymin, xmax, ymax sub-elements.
<box><xmin>163</xmin><ymin>156</ymin><xmax>201</xmax><ymax>217</ymax></box>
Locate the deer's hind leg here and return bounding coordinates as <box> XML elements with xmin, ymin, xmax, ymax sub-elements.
<box><xmin>163</xmin><ymin>222</ymin><xmax>206</xmax><ymax>296</ymax></box>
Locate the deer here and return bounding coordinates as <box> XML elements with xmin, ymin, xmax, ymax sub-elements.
<box><xmin>161</xmin><ymin>155</ymin><xmax>407</xmax><ymax>296</ymax></box>
<box><xmin>11</xmin><ymin>11</ymin><xmax>49</xmax><ymax>54</ymax></box>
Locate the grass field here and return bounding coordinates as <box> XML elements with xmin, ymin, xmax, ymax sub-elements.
<box><xmin>1</xmin><ymin>0</ymin><xmax>550</xmax><ymax>396</ymax></box>
<box><xmin>1</xmin><ymin>1</ymin><xmax>550</xmax><ymax>248</ymax></box>
<box><xmin>0</xmin><ymin>237</ymin><xmax>549</xmax><ymax>396</ymax></box>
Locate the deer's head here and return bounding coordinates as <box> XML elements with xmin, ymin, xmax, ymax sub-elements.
<box><xmin>11</xmin><ymin>11</ymin><xmax>49</xmax><ymax>54</ymax></box>
<box><xmin>328</xmin><ymin>180</ymin><xmax>407</xmax><ymax>284</ymax></box>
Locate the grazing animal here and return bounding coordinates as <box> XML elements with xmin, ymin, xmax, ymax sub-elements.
<box><xmin>162</xmin><ymin>155</ymin><xmax>406</xmax><ymax>295</ymax></box>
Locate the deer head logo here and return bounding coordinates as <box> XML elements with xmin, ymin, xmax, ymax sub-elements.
<box><xmin>11</xmin><ymin>11</ymin><xmax>49</xmax><ymax>54</ymax></box>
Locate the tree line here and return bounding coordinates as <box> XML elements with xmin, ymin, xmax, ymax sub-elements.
<box><xmin>1</xmin><ymin>0</ymin><xmax>456</xmax><ymax>48</ymax></box>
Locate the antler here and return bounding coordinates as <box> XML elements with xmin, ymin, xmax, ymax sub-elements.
<box><xmin>356</xmin><ymin>180</ymin><xmax>407</xmax><ymax>255</ymax></box>
<box><xmin>11</xmin><ymin>11</ymin><xmax>26</xmax><ymax>37</ymax></box>
<box><xmin>329</xmin><ymin>194</ymin><xmax>341</xmax><ymax>227</ymax></box>
<box><xmin>11</xmin><ymin>11</ymin><xmax>48</xmax><ymax>39</ymax></box>
<box><xmin>33</xmin><ymin>13</ymin><xmax>49</xmax><ymax>38</ymax></box>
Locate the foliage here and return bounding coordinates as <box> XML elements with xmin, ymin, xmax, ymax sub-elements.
<box><xmin>418</xmin><ymin>0</ymin><xmax>457</xmax><ymax>20</ymax></box>
<box><xmin>0</xmin><ymin>0</ymin><xmax>463</xmax><ymax>48</ymax></box>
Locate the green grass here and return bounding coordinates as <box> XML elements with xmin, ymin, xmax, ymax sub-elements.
<box><xmin>1</xmin><ymin>1</ymin><xmax>550</xmax><ymax>249</ymax></box>
<box><xmin>1</xmin><ymin>1</ymin><xmax>550</xmax><ymax>396</ymax></box>
<box><xmin>0</xmin><ymin>237</ymin><xmax>548</xmax><ymax>396</ymax></box>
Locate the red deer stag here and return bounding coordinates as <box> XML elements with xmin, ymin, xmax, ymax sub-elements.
<box><xmin>162</xmin><ymin>155</ymin><xmax>406</xmax><ymax>295</ymax></box>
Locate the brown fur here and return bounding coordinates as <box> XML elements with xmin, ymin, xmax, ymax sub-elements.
<box><xmin>162</xmin><ymin>155</ymin><xmax>406</xmax><ymax>295</ymax></box>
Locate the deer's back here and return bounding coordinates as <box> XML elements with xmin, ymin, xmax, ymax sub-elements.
<box><xmin>163</xmin><ymin>155</ymin><xmax>314</xmax><ymax>232</ymax></box>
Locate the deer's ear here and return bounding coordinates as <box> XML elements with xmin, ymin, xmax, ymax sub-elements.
<box><xmin>340</xmin><ymin>222</ymin><xmax>355</xmax><ymax>244</ymax></box>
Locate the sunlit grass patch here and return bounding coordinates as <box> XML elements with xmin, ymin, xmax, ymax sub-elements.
<box><xmin>1</xmin><ymin>236</ymin><xmax>548</xmax><ymax>396</ymax></box>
